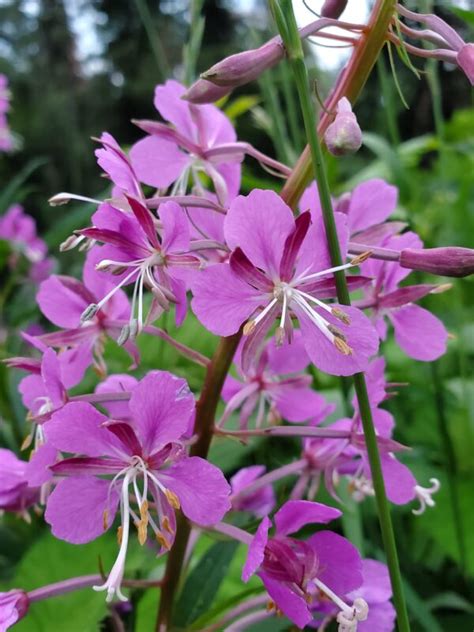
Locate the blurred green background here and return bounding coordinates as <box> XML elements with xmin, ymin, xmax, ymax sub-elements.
<box><xmin>0</xmin><ymin>1</ymin><xmax>473</xmax><ymax>630</ymax></box>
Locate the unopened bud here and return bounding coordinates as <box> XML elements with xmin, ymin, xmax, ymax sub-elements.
<box><xmin>324</xmin><ymin>97</ymin><xmax>362</xmax><ymax>156</ymax></box>
<box><xmin>201</xmin><ymin>40</ymin><xmax>283</xmax><ymax>88</ymax></box>
<box><xmin>457</xmin><ymin>44</ymin><xmax>474</xmax><ymax>85</ymax></box>
<box><xmin>321</xmin><ymin>0</ymin><xmax>348</xmax><ymax>19</ymax></box>
<box><xmin>182</xmin><ymin>79</ymin><xmax>231</xmax><ymax>104</ymax></box>
<box><xmin>400</xmin><ymin>247</ymin><xmax>474</xmax><ymax>278</ymax></box>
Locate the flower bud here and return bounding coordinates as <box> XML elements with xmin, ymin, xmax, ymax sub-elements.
<box><xmin>182</xmin><ymin>78</ymin><xmax>231</xmax><ymax>104</ymax></box>
<box><xmin>321</xmin><ymin>0</ymin><xmax>348</xmax><ymax>19</ymax></box>
<box><xmin>457</xmin><ymin>44</ymin><xmax>474</xmax><ymax>86</ymax></box>
<box><xmin>201</xmin><ymin>40</ymin><xmax>283</xmax><ymax>88</ymax></box>
<box><xmin>324</xmin><ymin>97</ymin><xmax>362</xmax><ymax>156</ymax></box>
<box><xmin>400</xmin><ymin>247</ymin><xmax>474</xmax><ymax>278</ymax></box>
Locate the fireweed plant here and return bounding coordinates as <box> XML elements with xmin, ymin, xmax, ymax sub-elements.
<box><xmin>1</xmin><ymin>1</ymin><xmax>474</xmax><ymax>630</ymax></box>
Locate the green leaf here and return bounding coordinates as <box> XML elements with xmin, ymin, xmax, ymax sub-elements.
<box><xmin>451</xmin><ymin>8</ymin><xmax>474</xmax><ymax>28</ymax></box>
<box><xmin>0</xmin><ymin>158</ymin><xmax>47</xmax><ymax>213</ymax></box>
<box><xmin>224</xmin><ymin>95</ymin><xmax>261</xmax><ymax>121</ymax></box>
<box><xmin>173</xmin><ymin>539</ymin><xmax>239</xmax><ymax>628</ymax></box>
<box><xmin>403</xmin><ymin>578</ymin><xmax>443</xmax><ymax>632</ymax></box>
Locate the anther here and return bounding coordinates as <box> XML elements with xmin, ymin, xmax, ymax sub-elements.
<box><xmin>117</xmin><ymin>325</ymin><xmax>130</xmax><ymax>347</ymax></box>
<box><xmin>165</xmin><ymin>489</ymin><xmax>180</xmax><ymax>510</ymax></box>
<box><xmin>331</xmin><ymin>307</ymin><xmax>351</xmax><ymax>325</ymax></box>
<box><xmin>334</xmin><ymin>337</ymin><xmax>353</xmax><ymax>355</ymax></box>
<box><xmin>80</xmin><ymin>303</ymin><xmax>99</xmax><ymax>323</ymax></box>
<box><xmin>328</xmin><ymin>324</ymin><xmax>346</xmax><ymax>340</ymax></box>
<box><xmin>243</xmin><ymin>320</ymin><xmax>256</xmax><ymax>336</ymax></box>
<box><xmin>103</xmin><ymin>510</ymin><xmax>109</xmax><ymax>531</ymax></box>
<box><xmin>117</xmin><ymin>525</ymin><xmax>123</xmax><ymax>545</ymax></box>
<box><xmin>430</xmin><ymin>283</ymin><xmax>452</xmax><ymax>294</ymax></box>
<box><xmin>350</xmin><ymin>250</ymin><xmax>372</xmax><ymax>265</ymax></box>
<box><xmin>162</xmin><ymin>516</ymin><xmax>174</xmax><ymax>534</ymax></box>
<box><xmin>275</xmin><ymin>326</ymin><xmax>285</xmax><ymax>346</ymax></box>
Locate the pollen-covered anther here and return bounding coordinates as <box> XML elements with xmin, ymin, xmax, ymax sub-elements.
<box><xmin>350</xmin><ymin>250</ymin><xmax>372</xmax><ymax>265</ymax></box>
<box><xmin>156</xmin><ymin>530</ymin><xmax>171</xmax><ymax>549</ymax></box>
<box><xmin>136</xmin><ymin>519</ymin><xmax>148</xmax><ymax>546</ymax></box>
<box><xmin>243</xmin><ymin>320</ymin><xmax>256</xmax><ymax>336</ymax></box>
<box><xmin>331</xmin><ymin>307</ymin><xmax>351</xmax><ymax>325</ymax></box>
<box><xmin>21</xmin><ymin>434</ymin><xmax>33</xmax><ymax>451</ymax></box>
<box><xmin>275</xmin><ymin>326</ymin><xmax>285</xmax><ymax>346</ymax></box>
<box><xmin>165</xmin><ymin>488</ymin><xmax>181</xmax><ymax>510</ymax></box>
<box><xmin>266</xmin><ymin>600</ymin><xmax>276</xmax><ymax>612</ymax></box>
<box><xmin>103</xmin><ymin>510</ymin><xmax>109</xmax><ymax>531</ymax></box>
<box><xmin>162</xmin><ymin>516</ymin><xmax>174</xmax><ymax>534</ymax></box>
<box><xmin>117</xmin><ymin>525</ymin><xmax>123</xmax><ymax>546</ymax></box>
<box><xmin>334</xmin><ymin>337</ymin><xmax>353</xmax><ymax>355</ymax></box>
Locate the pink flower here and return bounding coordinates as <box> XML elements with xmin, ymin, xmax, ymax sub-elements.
<box><xmin>0</xmin><ymin>590</ymin><xmax>29</xmax><ymax>631</ymax></box>
<box><xmin>0</xmin><ymin>205</ymin><xmax>53</xmax><ymax>282</ymax></box>
<box><xmin>0</xmin><ymin>449</ymin><xmax>38</xmax><ymax>516</ymax></box>
<box><xmin>94</xmin><ymin>132</ymin><xmax>143</xmax><ymax>200</ymax></box>
<box><xmin>191</xmin><ymin>189</ymin><xmax>378</xmax><ymax>376</ymax></box>
<box><xmin>79</xmin><ymin>199</ymin><xmax>200</xmax><ymax>336</ymax></box>
<box><xmin>36</xmin><ymin>247</ymin><xmax>136</xmax><ymax>371</ymax></box>
<box><xmin>129</xmin><ymin>80</ymin><xmax>241</xmax><ymax>205</ymax></box>
<box><xmin>230</xmin><ymin>466</ymin><xmax>275</xmax><ymax>517</ymax></box>
<box><xmin>358</xmin><ymin>232</ymin><xmax>448</xmax><ymax>361</ymax></box>
<box><xmin>221</xmin><ymin>333</ymin><xmax>334</xmax><ymax>428</ymax></box>
<box><xmin>43</xmin><ymin>371</ymin><xmax>231</xmax><ymax>602</ymax></box>
<box><xmin>242</xmin><ymin>500</ymin><xmax>364</xmax><ymax>629</ymax></box>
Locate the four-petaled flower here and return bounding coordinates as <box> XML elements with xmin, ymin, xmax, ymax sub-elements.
<box><xmin>43</xmin><ymin>371</ymin><xmax>231</xmax><ymax>602</ymax></box>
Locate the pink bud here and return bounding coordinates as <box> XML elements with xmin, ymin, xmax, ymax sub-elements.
<box><xmin>400</xmin><ymin>247</ymin><xmax>474</xmax><ymax>278</ymax></box>
<box><xmin>200</xmin><ymin>40</ymin><xmax>283</xmax><ymax>88</ymax></box>
<box><xmin>457</xmin><ymin>44</ymin><xmax>474</xmax><ymax>85</ymax></box>
<box><xmin>324</xmin><ymin>97</ymin><xmax>362</xmax><ymax>156</ymax></box>
<box><xmin>182</xmin><ymin>79</ymin><xmax>231</xmax><ymax>104</ymax></box>
<box><xmin>321</xmin><ymin>0</ymin><xmax>348</xmax><ymax>19</ymax></box>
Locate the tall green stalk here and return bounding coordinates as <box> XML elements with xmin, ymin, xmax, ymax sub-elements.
<box><xmin>272</xmin><ymin>1</ymin><xmax>410</xmax><ymax>630</ymax></box>
<box><xmin>134</xmin><ymin>0</ymin><xmax>170</xmax><ymax>81</ymax></box>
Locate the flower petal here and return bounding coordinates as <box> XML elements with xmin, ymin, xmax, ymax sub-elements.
<box><xmin>45</xmin><ymin>402</ymin><xmax>126</xmax><ymax>458</ymax></box>
<box><xmin>224</xmin><ymin>190</ymin><xmax>294</xmax><ymax>278</ymax></box>
<box><xmin>389</xmin><ymin>304</ymin><xmax>447</xmax><ymax>361</ymax></box>
<box><xmin>45</xmin><ymin>477</ymin><xmax>119</xmax><ymax>544</ymax></box>
<box><xmin>308</xmin><ymin>530</ymin><xmax>363</xmax><ymax>594</ymax></box>
<box><xmin>348</xmin><ymin>179</ymin><xmax>398</xmax><ymax>234</ymax></box>
<box><xmin>191</xmin><ymin>263</ymin><xmax>262</xmax><ymax>336</ymax></box>
<box><xmin>259</xmin><ymin>572</ymin><xmax>312</xmax><ymax>629</ymax></box>
<box><xmin>129</xmin><ymin>371</ymin><xmax>195</xmax><ymax>455</ymax></box>
<box><xmin>272</xmin><ymin>384</ymin><xmax>329</xmax><ymax>423</ymax></box>
<box><xmin>129</xmin><ymin>135</ymin><xmax>189</xmax><ymax>189</ymax></box>
<box><xmin>159</xmin><ymin>201</ymin><xmax>190</xmax><ymax>253</ymax></box>
<box><xmin>160</xmin><ymin>456</ymin><xmax>231</xmax><ymax>526</ymax></box>
<box><xmin>242</xmin><ymin>516</ymin><xmax>271</xmax><ymax>581</ymax></box>
<box><xmin>37</xmin><ymin>276</ymin><xmax>88</xmax><ymax>329</ymax></box>
<box><xmin>274</xmin><ymin>500</ymin><xmax>341</xmax><ymax>536</ymax></box>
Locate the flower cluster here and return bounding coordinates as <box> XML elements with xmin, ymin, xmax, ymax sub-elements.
<box><xmin>2</xmin><ymin>4</ymin><xmax>474</xmax><ymax>628</ymax></box>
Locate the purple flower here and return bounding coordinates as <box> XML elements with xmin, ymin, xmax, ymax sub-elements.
<box><xmin>37</xmin><ymin>247</ymin><xmax>136</xmax><ymax>371</ymax></box>
<box><xmin>79</xmin><ymin>198</ymin><xmax>200</xmax><ymax>336</ymax></box>
<box><xmin>0</xmin><ymin>590</ymin><xmax>29</xmax><ymax>631</ymax></box>
<box><xmin>192</xmin><ymin>189</ymin><xmax>378</xmax><ymax>376</ymax></box>
<box><xmin>129</xmin><ymin>80</ymin><xmax>241</xmax><ymax>205</ymax></box>
<box><xmin>94</xmin><ymin>132</ymin><xmax>143</xmax><ymax>200</ymax></box>
<box><xmin>43</xmin><ymin>371</ymin><xmax>231</xmax><ymax>602</ymax></box>
<box><xmin>358</xmin><ymin>232</ymin><xmax>448</xmax><ymax>361</ymax></box>
<box><xmin>230</xmin><ymin>466</ymin><xmax>275</xmax><ymax>517</ymax></box>
<box><xmin>242</xmin><ymin>500</ymin><xmax>364</xmax><ymax>629</ymax></box>
<box><xmin>0</xmin><ymin>205</ymin><xmax>53</xmax><ymax>282</ymax></box>
<box><xmin>347</xmin><ymin>559</ymin><xmax>395</xmax><ymax>632</ymax></box>
<box><xmin>0</xmin><ymin>449</ymin><xmax>38</xmax><ymax>516</ymax></box>
<box><xmin>221</xmin><ymin>333</ymin><xmax>334</xmax><ymax>428</ymax></box>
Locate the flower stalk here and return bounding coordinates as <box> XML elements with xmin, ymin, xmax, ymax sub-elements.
<box><xmin>273</xmin><ymin>1</ymin><xmax>410</xmax><ymax>631</ymax></box>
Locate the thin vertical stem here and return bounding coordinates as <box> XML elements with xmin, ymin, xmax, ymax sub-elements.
<box><xmin>273</xmin><ymin>2</ymin><xmax>410</xmax><ymax>631</ymax></box>
<box><xmin>377</xmin><ymin>53</ymin><xmax>401</xmax><ymax>146</ymax></box>
<box><xmin>134</xmin><ymin>0</ymin><xmax>170</xmax><ymax>81</ymax></box>
<box><xmin>183</xmin><ymin>0</ymin><xmax>206</xmax><ymax>85</ymax></box>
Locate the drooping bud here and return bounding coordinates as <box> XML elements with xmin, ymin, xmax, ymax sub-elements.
<box><xmin>182</xmin><ymin>79</ymin><xmax>231</xmax><ymax>104</ymax></box>
<box><xmin>201</xmin><ymin>40</ymin><xmax>283</xmax><ymax>88</ymax></box>
<box><xmin>457</xmin><ymin>44</ymin><xmax>474</xmax><ymax>85</ymax></box>
<box><xmin>324</xmin><ymin>98</ymin><xmax>362</xmax><ymax>156</ymax></box>
<box><xmin>321</xmin><ymin>0</ymin><xmax>348</xmax><ymax>19</ymax></box>
<box><xmin>400</xmin><ymin>247</ymin><xmax>474</xmax><ymax>278</ymax></box>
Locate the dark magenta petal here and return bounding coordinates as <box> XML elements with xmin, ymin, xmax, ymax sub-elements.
<box><xmin>274</xmin><ymin>500</ymin><xmax>341</xmax><ymax>536</ymax></box>
<box><xmin>126</xmin><ymin>195</ymin><xmax>160</xmax><ymax>249</ymax></box>
<box><xmin>279</xmin><ymin>211</ymin><xmax>311</xmax><ymax>282</ymax></box>
<box><xmin>102</xmin><ymin>421</ymin><xmax>142</xmax><ymax>456</ymax></box>
<box><xmin>259</xmin><ymin>572</ymin><xmax>312</xmax><ymax>629</ymax></box>
<box><xmin>229</xmin><ymin>248</ymin><xmax>273</xmax><ymax>292</ymax></box>
<box><xmin>242</xmin><ymin>516</ymin><xmax>271</xmax><ymax>581</ymax></box>
<box><xmin>379</xmin><ymin>284</ymin><xmax>438</xmax><ymax>309</ymax></box>
<box><xmin>79</xmin><ymin>227</ymin><xmax>148</xmax><ymax>258</ymax></box>
<box><xmin>51</xmin><ymin>456</ymin><xmax>126</xmax><ymax>476</ymax></box>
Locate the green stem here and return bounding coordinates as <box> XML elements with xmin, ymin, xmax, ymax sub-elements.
<box><xmin>183</xmin><ymin>0</ymin><xmax>206</xmax><ymax>85</ymax></box>
<box><xmin>134</xmin><ymin>0</ymin><xmax>170</xmax><ymax>81</ymax></box>
<box><xmin>377</xmin><ymin>53</ymin><xmax>401</xmax><ymax>146</ymax></box>
<box><xmin>155</xmin><ymin>333</ymin><xmax>241</xmax><ymax>630</ymax></box>
<box><xmin>279</xmin><ymin>59</ymin><xmax>303</xmax><ymax>151</ymax></box>
<box><xmin>273</xmin><ymin>2</ymin><xmax>410</xmax><ymax>631</ymax></box>
<box><xmin>280</xmin><ymin>0</ymin><xmax>397</xmax><ymax>209</ymax></box>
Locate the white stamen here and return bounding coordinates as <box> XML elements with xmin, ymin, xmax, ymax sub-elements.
<box><xmin>291</xmin><ymin>293</ymin><xmax>335</xmax><ymax>343</ymax></box>
<box><xmin>412</xmin><ymin>478</ymin><xmax>440</xmax><ymax>515</ymax></box>
<box><xmin>336</xmin><ymin>598</ymin><xmax>369</xmax><ymax>631</ymax></box>
<box><xmin>295</xmin><ymin>260</ymin><xmax>357</xmax><ymax>285</ymax></box>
